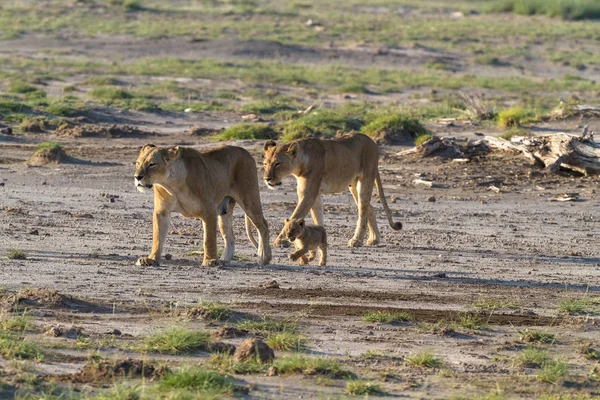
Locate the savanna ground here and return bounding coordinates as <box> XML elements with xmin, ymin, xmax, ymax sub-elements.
<box><xmin>1</xmin><ymin>0</ymin><xmax>600</xmax><ymax>398</ymax></box>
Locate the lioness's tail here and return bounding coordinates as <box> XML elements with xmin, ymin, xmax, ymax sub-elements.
<box><xmin>375</xmin><ymin>170</ymin><xmax>403</xmax><ymax>230</ymax></box>
<box><xmin>245</xmin><ymin>215</ymin><xmax>259</xmax><ymax>250</ymax></box>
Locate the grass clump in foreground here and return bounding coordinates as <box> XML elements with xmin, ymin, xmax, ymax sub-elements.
<box><xmin>363</xmin><ymin>311</ymin><xmax>413</xmax><ymax>324</ymax></box>
<box><xmin>273</xmin><ymin>355</ymin><xmax>352</xmax><ymax>378</ymax></box>
<box><xmin>488</xmin><ymin>0</ymin><xmax>600</xmax><ymax>20</ymax></box>
<box><xmin>558</xmin><ymin>296</ymin><xmax>600</xmax><ymax>315</ymax></box>
<box><xmin>519</xmin><ymin>329</ymin><xmax>556</xmax><ymax>344</ymax></box>
<box><xmin>361</xmin><ymin>113</ymin><xmax>428</xmax><ymax>144</ymax></box>
<box><xmin>186</xmin><ymin>303</ymin><xmax>232</xmax><ymax>322</ymax></box>
<box><xmin>1</xmin><ymin>312</ymin><xmax>33</xmax><ymax>332</ymax></box>
<box><xmin>0</xmin><ymin>333</ymin><xmax>43</xmax><ymax>361</ymax></box>
<box><xmin>8</xmin><ymin>81</ymin><xmax>38</xmax><ymax>94</ymax></box>
<box><xmin>219</xmin><ymin>123</ymin><xmax>278</xmax><ymax>140</ymax></box>
<box><xmin>452</xmin><ymin>314</ymin><xmax>487</xmax><ymax>331</ymax></box>
<box><xmin>497</xmin><ymin>106</ymin><xmax>537</xmax><ymax>128</ymax></box>
<box><xmin>209</xmin><ymin>353</ymin><xmax>266</xmax><ymax>375</ymax></box>
<box><xmin>405</xmin><ymin>350</ymin><xmax>443</xmax><ymax>368</ymax></box>
<box><xmin>346</xmin><ymin>380</ymin><xmax>384</xmax><ymax>396</ymax></box>
<box><xmin>140</xmin><ymin>327</ymin><xmax>210</xmax><ymax>354</ymax></box>
<box><xmin>515</xmin><ymin>347</ymin><xmax>552</xmax><ymax>368</ymax></box>
<box><xmin>159</xmin><ymin>367</ymin><xmax>237</xmax><ymax>394</ymax></box>
<box><xmin>266</xmin><ymin>332</ymin><xmax>307</xmax><ymax>352</ymax></box>
<box><xmin>536</xmin><ymin>358</ymin><xmax>569</xmax><ymax>384</ymax></box>
<box><xmin>236</xmin><ymin>318</ymin><xmax>297</xmax><ymax>333</ymax></box>
<box><xmin>6</xmin><ymin>249</ymin><xmax>26</xmax><ymax>260</ymax></box>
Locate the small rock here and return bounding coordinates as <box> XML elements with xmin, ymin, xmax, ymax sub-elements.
<box><xmin>432</xmin><ymin>272</ymin><xmax>447</xmax><ymax>278</ymax></box>
<box><xmin>427</xmin><ymin>196</ymin><xmax>436</xmax><ymax>202</ymax></box>
<box><xmin>390</xmin><ymin>195</ymin><xmax>397</xmax><ymax>204</ymax></box>
<box><xmin>66</xmin><ymin>326</ymin><xmax>84</xmax><ymax>339</ymax></box>
<box><xmin>105</xmin><ymin>329</ymin><xmax>122</xmax><ymax>336</ymax></box>
<box><xmin>234</xmin><ymin>338</ymin><xmax>274</xmax><ymax>363</ymax></box>
<box><xmin>0</xmin><ymin>127</ymin><xmax>13</xmax><ymax>135</ymax></box>
<box><xmin>260</xmin><ymin>279</ymin><xmax>279</xmax><ymax>289</ymax></box>
<box><xmin>0</xmin><ymin>182</ymin><xmax>4</xmax><ymax>187</ymax></box>
<box><xmin>41</xmin><ymin>181</ymin><xmax>47</xmax><ymax>185</ymax></box>
<box><xmin>29</xmin><ymin>229</ymin><xmax>39</xmax><ymax>235</ymax></box>
<box><xmin>45</xmin><ymin>326</ymin><xmax>62</xmax><ymax>337</ymax></box>
<box><xmin>165</xmin><ymin>253</ymin><xmax>172</xmax><ymax>260</ymax></box>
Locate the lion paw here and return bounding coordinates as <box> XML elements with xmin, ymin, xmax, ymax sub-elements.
<box><xmin>136</xmin><ymin>257</ymin><xmax>159</xmax><ymax>267</ymax></box>
<box><xmin>202</xmin><ymin>259</ymin><xmax>219</xmax><ymax>267</ymax></box>
<box><xmin>319</xmin><ymin>261</ymin><xmax>326</xmax><ymax>267</ymax></box>
<box><xmin>347</xmin><ymin>238</ymin><xmax>363</xmax><ymax>248</ymax></box>
<box><xmin>299</xmin><ymin>256</ymin><xmax>309</xmax><ymax>266</ymax></box>
<box><xmin>366</xmin><ymin>237</ymin><xmax>380</xmax><ymax>246</ymax></box>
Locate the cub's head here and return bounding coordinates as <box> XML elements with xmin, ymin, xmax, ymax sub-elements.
<box><xmin>134</xmin><ymin>144</ymin><xmax>179</xmax><ymax>193</ymax></box>
<box><xmin>262</xmin><ymin>140</ymin><xmax>299</xmax><ymax>189</ymax></box>
<box><xmin>282</xmin><ymin>218</ymin><xmax>305</xmax><ymax>241</ymax></box>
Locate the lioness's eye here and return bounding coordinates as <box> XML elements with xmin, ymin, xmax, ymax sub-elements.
<box><xmin>148</xmin><ymin>163</ymin><xmax>156</xmax><ymax>168</ymax></box>
<box><xmin>274</xmin><ymin>162</ymin><xmax>281</xmax><ymax>167</ymax></box>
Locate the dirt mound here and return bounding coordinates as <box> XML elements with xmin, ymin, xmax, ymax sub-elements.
<box><xmin>62</xmin><ymin>359</ymin><xmax>166</xmax><ymax>383</ymax></box>
<box><xmin>28</xmin><ymin>145</ymin><xmax>71</xmax><ymax>165</ymax></box>
<box><xmin>186</xmin><ymin>125</ymin><xmax>220</xmax><ymax>136</ymax></box>
<box><xmin>13</xmin><ymin>289</ymin><xmax>68</xmax><ymax>307</ymax></box>
<box><xmin>55</xmin><ymin>123</ymin><xmax>152</xmax><ymax>138</ymax></box>
<box><xmin>234</xmin><ymin>338</ymin><xmax>274</xmax><ymax>363</ymax></box>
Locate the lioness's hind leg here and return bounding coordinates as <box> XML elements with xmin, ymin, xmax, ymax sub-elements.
<box><xmin>350</xmin><ymin>182</ymin><xmax>380</xmax><ymax>246</ymax></box>
<box><xmin>349</xmin><ymin>178</ymin><xmax>373</xmax><ymax>248</ymax></box>
<box><xmin>202</xmin><ymin>213</ymin><xmax>219</xmax><ymax>267</ymax></box>
<box><xmin>318</xmin><ymin>245</ymin><xmax>327</xmax><ymax>267</ymax></box>
<box><xmin>218</xmin><ymin>198</ymin><xmax>236</xmax><ymax>262</ymax></box>
<box><xmin>238</xmin><ymin>193</ymin><xmax>272</xmax><ymax>265</ymax></box>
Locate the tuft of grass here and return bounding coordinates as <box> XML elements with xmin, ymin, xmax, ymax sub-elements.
<box><xmin>579</xmin><ymin>342</ymin><xmax>600</xmax><ymax>360</ymax></box>
<box><xmin>35</xmin><ymin>142</ymin><xmax>61</xmax><ymax>152</ymax></box>
<box><xmin>242</xmin><ymin>100</ymin><xmax>293</xmax><ymax>115</ymax></box>
<box><xmin>497</xmin><ymin>106</ymin><xmax>536</xmax><ymax>128</ymax></box>
<box><xmin>123</xmin><ymin>0</ymin><xmax>143</xmax><ymax>11</ymax></box>
<box><xmin>499</xmin><ymin>127</ymin><xmax>530</xmax><ymax>140</ymax></box>
<box><xmin>363</xmin><ymin>311</ymin><xmax>413</xmax><ymax>324</ymax></box>
<box><xmin>140</xmin><ymin>327</ymin><xmax>210</xmax><ymax>354</ymax></box>
<box><xmin>1</xmin><ymin>312</ymin><xmax>33</xmax><ymax>332</ymax></box>
<box><xmin>557</xmin><ymin>297</ymin><xmax>600</xmax><ymax>315</ymax></box>
<box><xmin>208</xmin><ymin>353</ymin><xmax>266</xmax><ymax>375</ymax></box>
<box><xmin>281</xmin><ymin>108</ymin><xmax>363</xmax><ymax>142</ymax></box>
<box><xmin>414</xmin><ymin>133</ymin><xmax>433</xmax><ymax>146</ymax></box>
<box><xmin>453</xmin><ymin>314</ymin><xmax>487</xmax><ymax>331</ymax></box>
<box><xmin>460</xmin><ymin>93</ymin><xmax>497</xmax><ymax>121</ymax></box>
<box><xmin>346</xmin><ymin>380</ymin><xmax>384</xmax><ymax>396</ymax></box>
<box><xmin>90</xmin><ymin>86</ymin><xmax>134</xmax><ymax>100</ymax></box>
<box><xmin>84</xmin><ymin>77</ymin><xmax>122</xmax><ymax>86</ymax></box>
<box><xmin>272</xmin><ymin>355</ymin><xmax>352</xmax><ymax>378</ymax></box>
<box><xmin>519</xmin><ymin>329</ymin><xmax>556</xmax><ymax>344</ymax></box>
<box><xmin>236</xmin><ymin>318</ymin><xmax>297</xmax><ymax>333</ymax></box>
<box><xmin>361</xmin><ymin>113</ymin><xmax>428</xmax><ymax>144</ymax></box>
<box><xmin>6</xmin><ymin>249</ymin><xmax>26</xmax><ymax>260</ymax></box>
<box><xmin>336</xmin><ymin>83</ymin><xmax>370</xmax><ymax>94</ymax></box>
<box><xmin>159</xmin><ymin>367</ymin><xmax>235</xmax><ymax>393</ymax></box>
<box><xmin>8</xmin><ymin>81</ymin><xmax>38</xmax><ymax>94</ymax></box>
<box><xmin>0</xmin><ymin>333</ymin><xmax>43</xmax><ymax>361</ymax></box>
<box><xmin>266</xmin><ymin>332</ymin><xmax>307</xmax><ymax>352</ymax></box>
<box><xmin>473</xmin><ymin>55</ymin><xmax>510</xmax><ymax>67</ymax></box>
<box><xmin>536</xmin><ymin>358</ymin><xmax>569</xmax><ymax>384</ymax></box>
<box><xmin>473</xmin><ymin>299</ymin><xmax>520</xmax><ymax>310</ymax></box>
<box><xmin>405</xmin><ymin>350</ymin><xmax>443</xmax><ymax>368</ymax></box>
<box><xmin>219</xmin><ymin>123</ymin><xmax>278</xmax><ymax>140</ymax></box>
<box><xmin>19</xmin><ymin>117</ymin><xmax>49</xmax><ymax>133</ymax></box>
<box><xmin>488</xmin><ymin>0</ymin><xmax>600</xmax><ymax>20</ymax></box>
<box><xmin>46</xmin><ymin>101</ymin><xmax>86</xmax><ymax>117</ymax></box>
<box><xmin>187</xmin><ymin>303</ymin><xmax>232</xmax><ymax>322</ymax></box>
<box><xmin>516</xmin><ymin>347</ymin><xmax>552</xmax><ymax>368</ymax></box>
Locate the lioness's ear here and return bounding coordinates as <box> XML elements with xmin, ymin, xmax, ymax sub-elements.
<box><xmin>264</xmin><ymin>140</ymin><xmax>277</xmax><ymax>152</ymax></box>
<box><xmin>287</xmin><ymin>142</ymin><xmax>299</xmax><ymax>158</ymax></box>
<box><xmin>162</xmin><ymin>146</ymin><xmax>180</xmax><ymax>163</ymax></box>
<box><xmin>298</xmin><ymin>218</ymin><xmax>305</xmax><ymax>227</ymax></box>
<box><xmin>141</xmin><ymin>143</ymin><xmax>156</xmax><ymax>153</ymax></box>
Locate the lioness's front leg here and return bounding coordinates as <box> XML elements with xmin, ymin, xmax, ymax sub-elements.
<box><xmin>202</xmin><ymin>213</ymin><xmax>219</xmax><ymax>267</ymax></box>
<box><xmin>136</xmin><ymin>209</ymin><xmax>170</xmax><ymax>267</ymax></box>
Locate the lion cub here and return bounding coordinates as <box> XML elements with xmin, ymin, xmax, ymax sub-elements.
<box><xmin>283</xmin><ymin>218</ymin><xmax>327</xmax><ymax>267</ymax></box>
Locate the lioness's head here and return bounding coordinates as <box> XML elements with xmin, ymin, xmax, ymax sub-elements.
<box><xmin>283</xmin><ymin>218</ymin><xmax>305</xmax><ymax>241</ymax></box>
<box><xmin>134</xmin><ymin>144</ymin><xmax>179</xmax><ymax>193</ymax></box>
<box><xmin>263</xmin><ymin>140</ymin><xmax>299</xmax><ymax>189</ymax></box>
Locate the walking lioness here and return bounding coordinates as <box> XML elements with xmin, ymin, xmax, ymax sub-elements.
<box><xmin>263</xmin><ymin>133</ymin><xmax>402</xmax><ymax>248</ymax></box>
<box><xmin>134</xmin><ymin>144</ymin><xmax>271</xmax><ymax>267</ymax></box>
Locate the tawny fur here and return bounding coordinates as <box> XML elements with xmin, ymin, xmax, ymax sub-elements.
<box><xmin>263</xmin><ymin>133</ymin><xmax>402</xmax><ymax>249</ymax></box>
<box><xmin>282</xmin><ymin>218</ymin><xmax>327</xmax><ymax>267</ymax></box>
<box><xmin>134</xmin><ymin>144</ymin><xmax>271</xmax><ymax>267</ymax></box>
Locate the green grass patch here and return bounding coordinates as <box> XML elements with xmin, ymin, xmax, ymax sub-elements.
<box><xmin>0</xmin><ymin>333</ymin><xmax>43</xmax><ymax>361</ymax></box>
<box><xmin>363</xmin><ymin>311</ymin><xmax>413</xmax><ymax>324</ymax></box>
<box><xmin>35</xmin><ymin>142</ymin><xmax>61</xmax><ymax>152</ymax></box>
<box><xmin>1</xmin><ymin>312</ymin><xmax>33</xmax><ymax>332</ymax></box>
<box><xmin>519</xmin><ymin>329</ymin><xmax>556</xmax><ymax>344</ymax></box>
<box><xmin>219</xmin><ymin>123</ymin><xmax>278</xmax><ymax>140</ymax></box>
<box><xmin>272</xmin><ymin>355</ymin><xmax>352</xmax><ymax>378</ymax></box>
<box><xmin>579</xmin><ymin>343</ymin><xmax>600</xmax><ymax>360</ymax></box>
<box><xmin>405</xmin><ymin>350</ymin><xmax>443</xmax><ymax>368</ymax></box>
<box><xmin>159</xmin><ymin>367</ymin><xmax>236</xmax><ymax>394</ymax></box>
<box><xmin>90</xmin><ymin>86</ymin><xmax>134</xmax><ymax>100</ymax></box>
<box><xmin>516</xmin><ymin>347</ymin><xmax>552</xmax><ymax>368</ymax></box>
<box><xmin>452</xmin><ymin>314</ymin><xmax>487</xmax><ymax>332</ymax></box>
<box><xmin>140</xmin><ymin>327</ymin><xmax>210</xmax><ymax>354</ymax></box>
<box><xmin>236</xmin><ymin>318</ymin><xmax>297</xmax><ymax>333</ymax></box>
<box><xmin>473</xmin><ymin>55</ymin><xmax>510</xmax><ymax>67</ymax></box>
<box><xmin>336</xmin><ymin>83</ymin><xmax>370</xmax><ymax>93</ymax></box>
<box><xmin>346</xmin><ymin>380</ymin><xmax>384</xmax><ymax>396</ymax></box>
<box><xmin>208</xmin><ymin>353</ymin><xmax>266</xmax><ymax>375</ymax></box>
<box><xmin>473</xmin><ymin>299</ymin><xmax>521</xmax><ymax>310</ymax></box>
<box><xmin>19</xmin><ymin>117</ymin><xmax>50</xmax><ymax>133</ymax></box>
<box><xmin>414</xmin><ymin>133</ymin><xmax>433</xmax><ymax>146</ymax></box>
<box><xmin>186</xmin><ymin>303</ymin><xmax>232</xmax><ymax>322</ymax></box>
<box><xmin>6</xmin><ymin>249</ymin><xmax>26</xmax><ymax>260</ymax></box>
<box><xmin>8</xmin><ymin>81</ymin><xmax>38</xmax><ymax>94</ymax></box>
<box><xmin>281</xmin><ymin>108</ymin><xmax>363</xmax><ymax>142</ymax></box>
<box><xmin>536</xmin><ymin>358</ymin><xmax>569</xmax><ymax>384</ymax></box>
<box><xmin>499</xmin><ymin>127</ymin><xmax>531</xmax><ymax>140</ymax></box>
<box><xmin>497</xmin><ymin>106</ymin><xmax>537</xmax><ymax>128</ymax></box>
<box><xmin>266</xmin><ymin>332</ymin><xmax>307</xmax><ymax>352</ymax></box>
<box><xmin>488</xmin><ymin>0</ymin><xmax>600</xmax><ymax>20</ymax></box>
<box><xmin>361</xmin><ymin>113</ymin><xmax>428</xmax><ymax>144</ymax></box>
<box><xmin>558</xmin><ymin>296</ymin><xmax>600</xmax><ymax>315</ymax></box>
<box><xmin>242</xmin><ymin>100</ymin><xmax>294</xmax><ymax>115</ymax></box>
<box><xmin>83</xmin><ymin>77</ymin><xmax>123</xmax><ymax>86</ymax></box>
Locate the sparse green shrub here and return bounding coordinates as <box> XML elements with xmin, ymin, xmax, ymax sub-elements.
<box><xmin>536</xmin><ymin>358</ymin><xmax>569</xmax><ymax>384</ymax></box>
<box><xmin>405</xmin><ymin>350</ymin><xmax>443</xmax><ymax>368</ymax></box>
<box><xmin>453</xmin><ymin>314</ymin><xmax>487</xmax><ymax>331</ymax></box>
<box><xmin>208</xmin><ymin>353</ymin><xmax>266</xmax><ymax>375</ymax></box>
<box><xmin>519</xmin><ymin>329</ymin><xmax>556</xmax><ymax>344</ymax></box>
<box><xmin>363</xmin><ymin>311</ymin><xmax>413</xmax><ymax>324</ymax></box>
<box><xmin>90</xmin><ymin>86</ymin><xmax>134</xmax><ymax>101</ymax></box>
<box><xmin>497</xmin><ymin>106</ymin><xmax>536</xmax><ymax>128</ymax></box>
<box><xmin>516</xmin><ymin>347</ymin><xmax>552</xmax><ymax>368</ymax></box>
<box><xmin>219</xmin><ymin>123</ymin><xmax>278</xmax><ymax>140</ymax></box>
<box><xmin>1</xmin><ymin>312</ymin><xmax>33</xmax><ymax>332</ymax></box>
<box><xmin>281</xmin><ymin>108</ymin><xmax>363</xmax><ymax>142</ymax></box>
<box><xmin>0</xmin><ymin>333</ymin><xmax>42</xmax><ymax>360</ymax></box>
<box><xmin>140</xmin><ymin>327</ymin><xmax>210</xmax><ymax>354</ymax></box>
<box><xmin>186</xmin><ymin>303</ymin><xmax>232</xmax><ymax>322</ymax></box>
<box><xmin>236</xmin><ymin>318</ymin><xmax>297</xmax><ymax>333</ymax></box>
<box><xmin>159</xmin><ymin>367</ymin><xmax>235</xmax><ymax>393</ymax></box>
<box><xmin>362</xmin><ymin>113</ymin><xmax>429</xmax><ymax>144</ymax></box>
<box><xmin>414</xmin><ymin>133</ymin><xmax>433</xmax><ymax>146</ymax></box>
<box><xmin>266</xmin><ymin>332</ymin><xmax>307</xmax><ymax>351</ymax></box>
<box><xmin>346</xmin><ymin>380</ymin><xmax>384</xmax><ymax>396</ymax></box>
<box><xmin>272</xmin><ymin>355</ymin><xmax>352</xmax><ymax>378</ymax></box>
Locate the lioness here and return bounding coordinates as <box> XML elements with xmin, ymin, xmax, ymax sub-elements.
<box><xmin>283</xmin><ymin>218</ymin><xmax>327</xmax><ymax>266</ymax></box>
<box><xmin>134</xmin><ymin>144</ymin><xmax>271</xmax><ymax>267</ymax></box>
<box><xmin>263</xmin><ymin>133</ymin><xmax>402</xmax><ymax>248</ymax></box>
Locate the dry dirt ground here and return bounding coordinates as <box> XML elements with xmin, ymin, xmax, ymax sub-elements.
<box><xmin>1</xmin><ymin>3</ymin><xmax>600</xmax><ymax>397</ymax></box>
